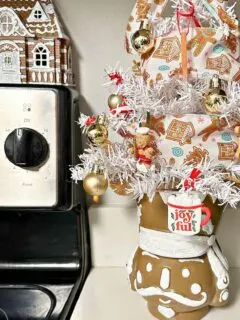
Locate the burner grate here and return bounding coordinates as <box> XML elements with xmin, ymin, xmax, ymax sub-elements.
<box><xmin>0</xmin><ymin>284</ymin><xmax>73</xmax><ymax>320</ymax></box>
<box><xmin>0</xmin><ymin>308</ymin><xmax>8</xmax><ymax>320</ymax></box>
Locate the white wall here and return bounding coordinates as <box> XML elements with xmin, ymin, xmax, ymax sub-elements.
<box><xmin>55</xmin><ymin>0</ymin><xmax>136</xmax><ymax>206</ymax></box>
<box><xmin>55</xmin><ymin>0</ymin><xmax>134</xmax><ymax>111</ymax></box>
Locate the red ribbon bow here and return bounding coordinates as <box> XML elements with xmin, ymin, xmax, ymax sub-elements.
<box><xmin>184</xmin><ymin>168</ymin><xmax>202</xmax><ymax>191</ymax></box>
<box><xmin>109</xmin><ymin>72</ymin><xmax>123</xmax><ymax>86</ymax></box>
<box><xmin>85</xmin><ymin>116</ymin><xmax>96</xmax><ymax>126</ymax></box>
<box><xmin>110</xmin><ymin>106</ymin><xmax>132</xmax><ymax>115</ymax></box>
<box><xmin>177</xmin><ymin>1</ymin><xmax>201</xmax><ymax>35</ymax></box>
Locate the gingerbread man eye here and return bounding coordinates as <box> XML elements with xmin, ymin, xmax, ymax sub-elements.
<box><xmin>146</xmin><ymin>263</ymin><xmax>153</xmax><ymax>272</ymax></box>
<box><xmin>182</xmin><ymin>268</ymin><xmax>190</xmax><ymax>278</ymax></box>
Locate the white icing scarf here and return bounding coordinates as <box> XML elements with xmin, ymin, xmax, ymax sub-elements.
<box><xmin>139</xmin><ymin>227</ymin><xmax>216</xmax><ymax>259</ymax></box>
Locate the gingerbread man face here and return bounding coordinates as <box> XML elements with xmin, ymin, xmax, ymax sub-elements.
<box><xmin>142</xmin><ymin>146</ymin><xmax>156</xmax><ymax>159</ymax></box>
<box><xmin>135</xmin><ymin>134</ymin><xmax>154</xmax><ymax>149</ymax></box>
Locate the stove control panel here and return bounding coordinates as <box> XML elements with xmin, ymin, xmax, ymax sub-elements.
<box><xmin>0</xmin><ymin>87</ymin><xmax>58</xmax><ymax>208</ymax></box>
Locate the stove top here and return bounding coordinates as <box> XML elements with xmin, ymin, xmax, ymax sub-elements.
<box><xmin>0</xmin><ymin>284</ymin><xmax>73</xmax><ymax>320</ymax></box>
<box><xmin>0</xmin><ymin>206</ymin><xmax>90</xmax><ymax>320</ymax></box>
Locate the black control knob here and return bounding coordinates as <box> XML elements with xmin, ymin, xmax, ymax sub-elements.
<box><xmin>4</xmin><ymin>128</ymin><xmax>49</xmax><ymax>168</ymax></box>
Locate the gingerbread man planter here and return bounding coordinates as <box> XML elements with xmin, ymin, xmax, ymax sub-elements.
<box><xmin>128</xmin><ymin>193</ymin><xmax>230</xmax><ymax>320</ymax></box>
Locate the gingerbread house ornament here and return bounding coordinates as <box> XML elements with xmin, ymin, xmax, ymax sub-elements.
<box><xmin>0</xmin><ymin>0</ymin><xmax>74</xmax><ymax>86</ymax></box>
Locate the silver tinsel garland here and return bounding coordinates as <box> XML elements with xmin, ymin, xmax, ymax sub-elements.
<box><xmin>78</xmin><ymin>69</ymin><xmax>240</xmax><ymax>134</ymax></box>
<box><xmin>70</xmin><ymin>141</ymin><xmax>240</xmax><ymax>207</ymax></box>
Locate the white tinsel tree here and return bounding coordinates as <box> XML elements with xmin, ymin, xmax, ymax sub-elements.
<box><xmin>71</xmin><ymin>0</ymin><xmax>240</xmax><ymax>207</ymax></box>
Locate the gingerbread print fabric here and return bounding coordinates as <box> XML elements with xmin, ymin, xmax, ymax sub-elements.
<box><xmin>143</xmin><ymin>27</ymin><xmax>240</xmax><ymax>82</ymax></box>
<box><xmin>154</xmin><ymin>114</ymin><xmax>238</xmax><ymax>167</ymax></box>
<box><xmin>125</xmin><ymin>0</ymin><xmax>240</xmax><ymax>82</ymax></box>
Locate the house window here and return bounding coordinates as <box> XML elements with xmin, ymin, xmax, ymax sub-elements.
<box><xmin>34</xmin><ymin>10</ymin><xmax>42</xmax><ymax>19</ymax></box>
<box><xmin>0</xmin><ymin>13</ymin><xmax>14</xmax><ymax>36</ymax></box>
<box><xmin>33</xmin><ymin>45</ymin><xmax>49</xmax><ymax>68</ymax></box>
<box><xmin>2</xmin><ymin>53</ymin><xmax>14</xmax><ymax>71</ymax></box>
<box><xmin>4</xmin><ymin>55</ymin><xmax>12</xmax><ymax>68</ymax></box>
<box><xmin>27</xmin><ymin>4</ymin><xmax>49</xmax><ymax>23</ymax></box>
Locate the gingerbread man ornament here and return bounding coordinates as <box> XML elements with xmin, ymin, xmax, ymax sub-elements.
<box><xmin>130</xmin><ymin>127</ymin><xmax>157</xmax><ymax>170</ymax></box>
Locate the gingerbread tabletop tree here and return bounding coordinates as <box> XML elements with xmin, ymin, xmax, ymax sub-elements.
<box><xmin>71</xmin><ymin>1</ymin><xmax>240</xmax><ymax>319</ymax></box>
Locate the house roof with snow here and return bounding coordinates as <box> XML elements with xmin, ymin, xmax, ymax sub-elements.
<box><xmin>0</xmin><ymin>0</ymin><xmax>66</xmax><ymax>38</ymax></box>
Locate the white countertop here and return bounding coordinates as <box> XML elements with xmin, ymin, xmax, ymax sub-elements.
<box><xmin>71</xmin><ymin>267</ymin><xmax>240</xmax><ymax>320</ymax></box>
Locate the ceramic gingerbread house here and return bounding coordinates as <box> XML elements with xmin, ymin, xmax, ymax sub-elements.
<box><xmin>0</xmin><ymin>0</ymin><xmax>73</xmax><ymax>86</ymax></box>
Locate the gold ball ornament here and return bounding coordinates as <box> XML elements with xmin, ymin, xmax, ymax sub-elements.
<box><xmin>131</xmin><ymin>28</ymin><xmax>154</xmax><ymax>55</ymax></box>
<box><xmin>83</xmin><ymin>172</ymin><xmax>108</xmax><ymax>197</ymax></box>
<box><xmin>87</xmin><ymin>124</ymin><xmax>108</xmax><ymax>145</ymax></box>
<box><xmin>204</xmin><ymin>75</ymin><xmax>228</xmax><ymax>114</ymax></box>
<box><xmin>108</xmin><ymin>94</ymin><xmax>123</xmax><ymax>110</ymax></box>
<box><xmin>87</xmin><ymin>114</ymin><xmax>108</xmax><ymax>145</ymax></box>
